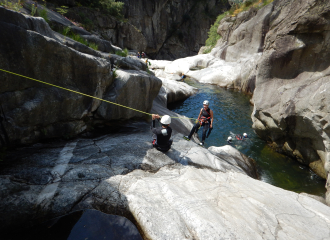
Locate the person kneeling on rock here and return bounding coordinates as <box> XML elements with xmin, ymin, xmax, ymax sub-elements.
<box><xmin>151</xmin><ymin>114</ymin><xmax>173</xmax><ymax>152</ymax></box>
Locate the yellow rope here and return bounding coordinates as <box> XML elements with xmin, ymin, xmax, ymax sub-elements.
<box><xmin>0</xmin><ymin>68</ymin><xmax>196</xmax><ymax>120</ymax></box>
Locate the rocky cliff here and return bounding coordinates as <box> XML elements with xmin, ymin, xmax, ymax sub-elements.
<box><xmin>147</xmin><ymin>0</ymin><xmax>330</xmax><ymax>204</ymax></box>
<box><xmin>250</xmin><ymin>0</ymin><xmax>330</xmax><ymax>203</ymax></box>
<box><xmin>2</xmin><ymin>3</ymin><xmax>330</xmax><ymax>238</ymax></box>
<box><xmin>205</xmin><ymin>0</ymin><xmax>330</xmax><ymax>188</ymax></box>
<box><xmin>63</xmin><ymin>0</ymin><xmax>230</xmax><ymax>60</ymax></box>
<box><xmin>0</xmin><ymin>7</ymin><xmax>161</xmax><ymax>146</ymax></box>
<box><xmin>121</xmin><ymin>0</ymin><xmax>230</xmax><ymax>60</ymax></box>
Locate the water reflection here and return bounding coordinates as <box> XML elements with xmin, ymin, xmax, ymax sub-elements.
<box><xmin>6</xmin><ymin>209</ymin><xmax>143</xmax><ymax>240</ymax></box>
<box><xmin>169</xmin><ymin>78</ymin><xmax>326</xmax><ymax>196</ymax></box>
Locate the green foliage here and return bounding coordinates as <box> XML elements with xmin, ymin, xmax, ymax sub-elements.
<box><xmin>41</xmin><ymin>128</ymin><xmax>48</xmax><ymax>136</ymax></box>
<box><xmin>78</xmin><ymin>0</ymin><xmax>124</xmax><ymax>19</ymax></box>
<box><xmin>70</xmin><ymin>33</ymin><xmax>87</xmax><ymax>43</ymax></box>
<box><xmin>262</xmin><ymin>0</ymin><xmax>274</xmax><ymax>7</ymax></box>
<box><xmin>111</xmin><ymin>67</ymin><xmax>118</xmax><ymax>80</ymax></box>
<box><xmin>77</xmin><ymin>12</ymin><xmax>94</xmax><ymax>30</ymax></box>
<box><xmin>60</xmin><ymin>27</ymin><xmax>98</xmax><ymax>50</ymax></box>
<box><xmin>115</xmin><ymin>48</ymin><xmax>128</xmax><ymax>57</ymax></box>
<box><xmin>205</xmin><ymin>12</ymin><xmax>227</xmax><ymax>48</ymax></box>
<box><xmin>0</xmin><ymin>0</ymin><xmax>23</xmax><ymax>12</ymax></box>
<box><xmin>31</xmin><ymin>3</ymin><xmax>37</xmax><ymax>16</ymax></box>
<box><xmin>228</xmin><ymin>0</ymin><xmax>244</xmax><ymax>6</ymax></box>
<box><xmin>82</xmin><ymin>17</ymin><xmax>94</xmax><ymax>30</ymax></box>
<box><xmin>244</xmin><ymin>0</ymin><xmax>254</xmax><ymax>8</ymax></box>
<box><xmin>203</xmin><ymin>46</ymin><xmax>213</xmax><ymax>54</ymax></box>
<box><xmin>56</xmin><ymin>5</ymin><xmax>69</xmax><ymax>15</ymax></box>
<box><xmin>38</xmin><ymin>6</ymin><xmax>49</xmax><ymax>22</ymax></box>
<box><xmin>99</xmin><ymin>0</ymin><xmax>124</xmax><ymax>18</ymax></box>
<box><xmin>204</xmin><ymin>0</ymin><xmax>274</xmax><ymax>51</ymax></box>
<box><xmin>62</xmin><ymin>26</ymin><xmax>71</xmax><ymax>36</ymax></box>
<box><xmin>88</xmin><ymin>42</ymin><xmax>98</xmax><ymax>50</ymax></box>
<box><xmin>230</xmin><ymin>0</ymin><xmax>274</xmax><ymax>16</ymax></box>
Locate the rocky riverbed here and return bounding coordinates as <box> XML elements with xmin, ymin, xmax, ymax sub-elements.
<box><xmin>150</xmin><ymin>0</ymin><xmax>330</xmax><ymax>205</ymax></box>
<box><xmin>1</xmin><ymin>2</ymin><xmax>330</xmax><ymax>239</ymax></box>
<box><xmin>2</xmin><ymin>114</ymin><xmax>330</xmax><ymax>239</ymax></box>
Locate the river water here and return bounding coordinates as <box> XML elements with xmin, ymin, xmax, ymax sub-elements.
<box><xmin>169</xmin><ymin>78</ymin><xmax>326</xmax><ymax>196</ymax></box>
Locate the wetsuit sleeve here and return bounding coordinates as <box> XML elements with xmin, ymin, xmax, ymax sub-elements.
<box><xmin>151</xmin><ymin>119</ymin><xmax>161</xmax><ymax>134</ymax></box>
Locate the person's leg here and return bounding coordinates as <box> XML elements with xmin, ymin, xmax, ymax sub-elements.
<box><xmin>206</xmin><ymin>127</ymin><xmax>213</xmax><ymax>138</ymax></box>
<box><xmin>188</xmin><ymin>122</ymin><xmax>200</xmax><ymax>139</ymax></box>
<box><xmin>202</xmin><ymin>123</ymin><xmax>209</xmax><ymax>142</ymax></box>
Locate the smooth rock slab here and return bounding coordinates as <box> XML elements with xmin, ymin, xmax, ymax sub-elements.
<box><xmin>120</xmin><ymin>165</ymin><xmax>330</xmax><ymax>240</ymax></box>
<box><xmin>159</xmin><ymin>77</ymin><xmax>198</xmax><ymax>103</ymax></box>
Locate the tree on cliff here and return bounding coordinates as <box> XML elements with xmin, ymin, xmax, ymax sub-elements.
<box><xmin>79</xmin><ymin>0</ymin><xmax>124</xmax><ymax>18</ymax></box>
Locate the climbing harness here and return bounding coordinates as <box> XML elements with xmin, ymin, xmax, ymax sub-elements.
<box><xmin>236</xmin><ymin>134</ymin><xmax>243</xmax><ymax>140</ymax></box>
<box><xmin>196</xmin><ymin>107</ymin><xmax>212</xmax><ymax>130</ymax></box>
<box><xmin>0</xmin><ymin>68</ymin><xmax>196</xmax><ymax>121</ymax></box>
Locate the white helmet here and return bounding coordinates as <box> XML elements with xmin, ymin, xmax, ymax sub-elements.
<box><xmin>160</xmin><ymin>115</ymin><xmax>171</xmax><ymax>125</ymax></box>
<box><xmin>203</xmin><ymin>100</ymin><xmax>209</xmax><ymax>106</ymax></box>
<box><xmin>243</xmin><ymin>133</ymin><xmax>248</xmax><ymax>137</ymax></box>
<box><xmin>227</xmin><ymin>136</ymin><xmax>232</xmax><ymax>141</ymax></box>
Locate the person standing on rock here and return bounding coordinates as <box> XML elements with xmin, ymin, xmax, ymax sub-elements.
<box><xmin>151</xmin><ymin>114</ymin><xmax>173</xmax><ymax>152</ymax></box>
<box><xmin>184</xmin><ymin>100</ymin><xmax>213</xmax><ymax>146</ymax></box>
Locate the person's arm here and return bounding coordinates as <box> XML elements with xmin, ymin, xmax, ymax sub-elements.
<box><xmin>197</xmin><ymin>108</ymin><xmax>203</xmax><ymax>121</ymax></box>
<box><xmin>210</xmin><ymin>110</ymin><xmax>214</xmax><ymax>128</ymax></box>
<box><xmin>151</xmin><ymin>114</ymin><xmax>160</xmax><ymax>133</ymax></box>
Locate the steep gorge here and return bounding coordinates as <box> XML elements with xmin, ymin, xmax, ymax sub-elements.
<box><xmin>62</xmin><ymin>0</ymin><xmax>230</xmax><ymax>60</ymax></box>
<box><xmin>1</xmin><ymin>1</ymin><xmax>330</xmax><ymax>239</ymax></box>
<box><xmin>147</xmin><ymin>0</ymin><xmax>330</xmax><ymax>204</ymax></box>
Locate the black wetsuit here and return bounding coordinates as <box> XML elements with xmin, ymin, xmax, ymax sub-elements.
<box><xmin>188</xmin><ymin>108</ymin><xmax>212</xmax><ymax>142</ymax></box>
<box><xmin>151</xmin><ymin>119</ymin><xmax>173</xmax><ymax>152</ymax></box>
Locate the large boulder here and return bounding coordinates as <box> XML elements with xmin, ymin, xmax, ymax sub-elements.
<box><xmin>150</xmin><ymin>48</ymin><xmax>258</xmax><ymax>93</ymax></box>
<box><xmin>112</xmin><ymin>165</ymin><xmax>330</xmax><ymax>240</ymax></box>
<box><xmin>185</xmin><ymin>3</ymin><xmax>274</xmax><ymax>92</ymax></box>
<box><xmin>0</xmin><ymin>7</ymin><xmax>111</xmax><ymax>145</ymax></box>
<box><xmin>158</xmin><ymin>77</ymin><xmax>198</xmax><ymax>104</ymax></box>
<box><xmin>96</xmin><ymin>70</ymin><xmax>162</xmax><ymax>120</ymax></box>
<box><xmin>249</xmin><ymin>0</ymin><xmax>330</xmax><ymax>202</ymax></box>
<box><xmin>0</xmin><ymin>8</ymin><xmax>161</xmax><ymax>146</ymax></box>
<box><xmin>64</xmin><ymin>6</ymin><xmax>148</xmax><ymax>52</ymax></box>
<box><xmin>1</xmin><ymin>120</ymin><xmax>329</xmax><ymax>239</ymax></box>
<box><xmin>189</xmin><ymin>0</ymin><xmax>330</xmax><ymax>203</ymax></box>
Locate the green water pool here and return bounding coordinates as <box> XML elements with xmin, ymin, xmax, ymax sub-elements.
<box><xmin>169</xmin><ymin>78</ymin><xmax>326</xmax><ymax>196</ymax></box>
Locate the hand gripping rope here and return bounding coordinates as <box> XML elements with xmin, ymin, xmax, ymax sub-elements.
<box><xmin>0</xmin><ymin>68</ymin><xmax>196</xmax><ymax>120</ymax></box>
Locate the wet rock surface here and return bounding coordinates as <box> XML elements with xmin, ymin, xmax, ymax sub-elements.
<box><xmin>0</xmin><ymin>7</ymin><xmax>160</xmax><ymax>145</ymax></box>
<box><xmin>149</xmin><ymin>0</ymin><xmax>330</xmax><ymax>204</ymax></box>
<box><xmin>7</xmin><ymin>209</ymin><xmax>143</xmax><ymax>240</ymax></box>
<box><xmin>249</xmin><ymin>0</ymin><xmax>330</xmax><ymax>203</ymax></box>
<box><xmin>1</xmin><ymin>117</ymin><xmax>330</xmax><ymax>239</ymax></box>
